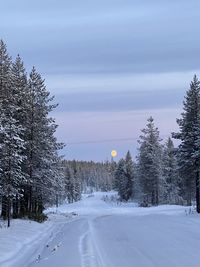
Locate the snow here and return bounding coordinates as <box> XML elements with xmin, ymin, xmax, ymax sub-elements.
<box><xmin>0</xmin><ymin>213</ymin><xmax>75</xmax><ymax>267</ymax></box>
<box><xmin>1</xmin><ymin>192</ymin><xmax>200</xmax><ymax>267</ymax></box>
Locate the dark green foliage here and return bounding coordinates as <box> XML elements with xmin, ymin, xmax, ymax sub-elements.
<box><xmin>114</xmin><ymin>152</ymin><xmax>135</xmax><ymax>201</ymax></box>
<box><xmin>137</xmin><ymin>117</ymin><xmax>162</xmax><ymax>206</ymax></box>
<box><xmin>28</xmin><ymin>213</ymin><xmax>48</xmax><ymax>223</ymax></box>
<box><xmin>63</xmin><ymin>160</ymin><xmax>114</xmax><ymax>196</ymax></box>
<box><xmin>0</xmin><ymin>40</ymin><xmax>64</xmax><ymax>226</ymax></box>
<box><xmin>173</xmin><ymin>75</ymin><xmax>200</xmax><ymax>212</ymax></box>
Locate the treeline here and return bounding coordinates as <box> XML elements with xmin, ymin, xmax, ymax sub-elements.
<box><xmin>62</xmin><ymin>160</ymin><xmax>115</xmax><ymax>202</ymax></box>
<box><xmin>114</xmin><ymin>75</ymin><xmax>200</xmax><ymax>213</ymax></box>
<box><xmin>0</xmin><ymin>40</ymin><xmax>65</xmax><ymax>226</ymax></box>
<box><xmin>111</xmin><ymin>121</ymin><xmax>181</xmax><ymax>206</ymax></box>
<box><xmin>1</xmin><ymin>39</ymin><xmax>200</xmax><ymax>226</ymax></box>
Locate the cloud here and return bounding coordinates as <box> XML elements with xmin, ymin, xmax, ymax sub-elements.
<box><xmin>46</xmin><ymin>71</ymin><xmax>197</xmax><ymax>94</ymax></box>
<box><xmin>48</xmin><ymin>71</ymin><xmax>196</xmax><ymax>113</ymax></box>
<box><xmin>1</xmin><ymin>0</ymin><xmax>200</xmax><ymax>75</ymax></box>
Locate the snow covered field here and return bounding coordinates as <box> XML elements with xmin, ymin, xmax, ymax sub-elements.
<box><xmin>1</xmin><ymin>192</ymin><xmax>200</xmax><ymax>267</ymax></box>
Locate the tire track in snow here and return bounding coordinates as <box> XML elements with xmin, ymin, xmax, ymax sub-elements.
<box><xmin>79</xmin><ymin>220</ymin><xmax>105</xmax><ymax>267</ymax></box>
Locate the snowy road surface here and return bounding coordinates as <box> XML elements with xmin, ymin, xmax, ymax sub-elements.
<box><xmin>1</xmin><ymin>192</ymin><xmax>200</xmax><ymax>267</ymax></box>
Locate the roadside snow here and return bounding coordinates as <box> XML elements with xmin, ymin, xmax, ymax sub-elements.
<box><xmin>47</xmin><ymin>191</ymin><xmax>189</xmax><ymax>217</ymax></box>
<box><xmin>0</xmin><ymin>213</ymin><xmax>75</xmax><ymax>267</ymax></box>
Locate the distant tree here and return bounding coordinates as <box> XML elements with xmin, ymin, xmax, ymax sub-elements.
<box><xmin>114</xmin><ymin>153</ymin><xmax>134</xmax><ymax>201</ymax></box>
<box><xmin>162</xmin><ymin>138</ymin><xmax>181</xmax><ymax>204</ymax></box>
<box><xmin>64</xmin><ymin>165</ymin><xmax>75</xmax><ymax>203</ymax></box>
<box><xmin>114</xmin><ymin>158</ymin><xmax>127</xmax><ymax>200</ymax></box>
<box><xmin>124</xmin><ymin>151</ymin><xmax>135</xmax><ymax>199</ymax></box>
<box><xmin>137</xmin><ymin>117</ymin><xmax>162</xmax><ymax>206</ymax></box>
<box><xmin>63</xmin><ymin>160</ymin><xmax>115</xmax><ymax>194</ymax></box>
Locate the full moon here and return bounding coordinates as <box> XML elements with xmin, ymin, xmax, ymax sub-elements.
<box><xmin>111</xmin><ymin>150</ymin><xmax>117</xmax><ymax>158</ymax></box>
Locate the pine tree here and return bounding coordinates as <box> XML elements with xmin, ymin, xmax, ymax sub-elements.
<box><xmin>137</xmin><ymin>117</ymin><xmax>162</xmax><ymax>206</ymax></box>
<box><xmin>64</xmin><ymin>165</ymin><xmax>75</xmax><ymax>203</ymax></box>
<box><xmin>114</xmin><ymin>158</ymin><xmax>127</xmax><ymax>201</ymax></box>
<box><xmin>0</xmin><ymin>42</ymin><xmax>26</xmax><ymax>227</ymax></box>
<box><xmin>162</xmin><ymin>138</ymin><xmax>181</xmax><ymax>204</ymax></box>
<box><xmin>0</xmin><ymin>41</ymin><xmax>64</xmax><ymax>225</ymax></box>
<box><xmin>72</xmin><ymin>161</ymin><xmax>81</xmax><ymax>201</ymax></box>
<box><xmin>173</xmin><ymin>75</ymin><xmax>200</xmax><ymax>211</ymax></box>
<box><xmin>10</xmin><ymin>55</ymin><xmax>29</xmax><ymax>218</ymax></box>
<box><xmin>124</xmin><ymin>151</ymin><xmax>134</xmax><ymax>200</ymax></box>
<box><xmin>0</xmin><ymin>40</ymin><xmax>12</xmax><ymax>221</ymax></box>
<box><xmin>20</xmin><ymin>67</ymin><xmax>63</xmax><ymax>216</ymax></box>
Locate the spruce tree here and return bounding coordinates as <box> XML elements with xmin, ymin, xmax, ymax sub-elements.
<box><xmin>0</xmin><ymin>42</ymin><xmax>26</xmax><ymax>227</ymax></box>
<box><xmin>114</xmin><ymin>158</ymin><xmax>127</xmax><ymax>201</ymax></box>
<box><xmin>0</xmin><ymin>41</ymin><xmax>65</xmax><ymax>225</ymax></box>
<box><xmin>137</xmin><ymin>117</ymin><xmax>162</xmax><ymax>206</ymax></box>
<box><xmin>162</xmin><ymin>138</ymin><xmax>181</xmax><ymax>204</ymax></box>
<box><xmin>0</xmin><ymin>40</ymin><xmax>12</xmax><ymax>221</ymax></box>
<box><xmin>173</xmin><ymin>75</ymin><xmax>200</xmax><ymax>211</ymax></box>
<box><xmin>124</xmin><ymin>151</ymin><xmax>134</xmax><ymax>200</ymax></box>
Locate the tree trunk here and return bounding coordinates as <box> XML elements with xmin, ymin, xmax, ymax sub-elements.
<box><xmin>1</xmin><ymin>196</ymin><xmax>7</xmax><ymax>219</ymax></box>
<box><xmin>196</xmin><ymin>169</ymin><xmax>200</xmax><ymax>213</ymax></box>
<box><xmin>13</xmin><ymin>195</ymin><xmax>19</xmax><ymax>218</ymax></box>
<box><xmin>7</xmin><ymin>195</ymin><xmax>11</xmax><ymax>227</ymax></box>
<box><xmin>56</xmin><ymin>194</ymin><xmax>59</xmax><ymax>208</ymax></box>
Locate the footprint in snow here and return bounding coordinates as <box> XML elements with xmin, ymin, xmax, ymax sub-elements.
<box><xmin>51</xmin><ymin>242</ymin><xmax>62</xmax><ymax>252</ymax></box>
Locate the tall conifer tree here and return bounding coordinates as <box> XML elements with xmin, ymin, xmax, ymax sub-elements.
<box><xmin>173</xmin><ymin>75</ymin><xmax>200</xmax><ymax>212</ymax></box>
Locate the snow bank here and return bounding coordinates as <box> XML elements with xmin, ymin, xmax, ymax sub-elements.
<box><xmin>0</xmin><ymin>213</ymin><xmax>74</xmax><ymax>267</ymax></box>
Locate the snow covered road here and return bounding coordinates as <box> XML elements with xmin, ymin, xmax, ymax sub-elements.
<box><xmin>1</xmin><ymin>192</ymin><xmax>200</xmax><ymax>267</ymax></box>
<box><xmin>29</xmin><ymin>192</ymin><xmax>200</xmax><ymax>267</ymax></box>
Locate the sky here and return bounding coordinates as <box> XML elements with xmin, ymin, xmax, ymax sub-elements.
<box><xmin>1</xmin><ymin>0</ymin><xmax>200</xmax><ymax>161</ymax></box>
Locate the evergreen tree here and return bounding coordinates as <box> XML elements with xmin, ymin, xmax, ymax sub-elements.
<box><xmin>173</xmin><ymin>75</ymin><xmax>200</xmax><ymax>211</ymax></box>
<box><xmin>0</xmin><ymin>41</ymin><xmax>26</xmax><ymax>227</ymax></box>
<box><xmin>137</xmin><ymin>117</ymin><xmax>162</xmax><ymax>206</ymax></box>
<box><xmin>64</xmin><ymin>165</ymin><xmax>75</xmax><ymax>203</ymax></box>
<box><xmin>124</xmin><ymin>151</ymin><xmax>134</xmax><ymax>199</ymax></box>
<box><xmin>162</xmin><ymin>138</ymin><xmax>181</xmax><ymax>204</ymax></box>
<box><xmin>10</xmin><ymin>55</ymin><xmax>29</xmax><ymax>218</ymax></box>
<box><xmin>0</xmin><ymin>40</ymin><xmax>12</xmax><ymax>221</ymax></box>
<box><xmin>72</xmin><ymin>161</ymin><xmax>81</xmax><ymax>201</ymax></box>
<box><xmin>22</xmin><ymin>67</ymin><xmax>63</xmax><ymax>216</ymax></box>
<box><xmin>114</xmin><ymin>153</ymin><xmax>134</xmax><ymax>201</ymax></box>
<box><xmin>0</xmin><ymin>40</ymin><xmax>64</xmax><ymax>226</ymax></box>
<box><xmin>114</xmin><ymin>158</ymin><xmax>127</xmax><ymax>201</ymax></box>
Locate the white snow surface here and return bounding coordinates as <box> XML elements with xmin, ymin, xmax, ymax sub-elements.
<box><xmin>1</xmin><ymin>192</ymin><xmax>200</xmax><ymax>267</ymax></box>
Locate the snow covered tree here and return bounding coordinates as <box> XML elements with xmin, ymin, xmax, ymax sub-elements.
<box><xmin>64</xmin><ymin>165</ymin><xmax>76</xmax><ymax>203</ymax></box>
<box><xmin>114</xmin><ymin>158</ymin><xmax>127</xmax><ymax>200</ymax></box>
<box><xmin>0</xmin><ymin>42</ymin><xmax>26</xmax><ymax>227</ymax></box>
<box><xmin>162</xmin><ymin>138</ymin><xmax>181</xmax><ymax>204</ymax></box>
<box><xmin>71</xmin><ymin>160</ymin><xmax>82</xmax><ymax>201</ymax></box>
<box><xmin>124</xmin><ymin>151</ymin><xmax>135</xmax><ymax>199</ymax></box>
<box><xmin>173</xmin><ymin>75</ymin><xmax>200</xmax><ymax>211</ymax></box>
<box><xmin>10</xmin><ymin>55</ymin><xmax>29</xmax><ymax>218</ymax></box>
<box><xmin>21</xmin><ymin>67</ymin><xmax>64</xmax><ymax>217</ymax></box>
<box><xmin>0</xmin><ymin>40</ymin><xmax>12</xmax><ymax>221</ymax></box>
<box><xmin>0</xmin><ymin>40</ymin><xmax>64</xmax><ymax>225</ymax></box>
<box><xmin>114</xmin><ymin>152</ymin><xmax>134</xmax><ymax>201</ymax></box>
<box><xmin>63</xmin><ymin>160</ymin><xmax>82</xmax><ymax>203</ymax></box>
<box><xmin>137</xmin><ymin>117</ymin><xmax>162</xmax><ymax>206</ymax></box>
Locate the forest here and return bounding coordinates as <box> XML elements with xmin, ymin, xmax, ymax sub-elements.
<box><xmin>1</xmin><ymin>40</ymin><xmax>200</xmax><ymax>229</ymax></box>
